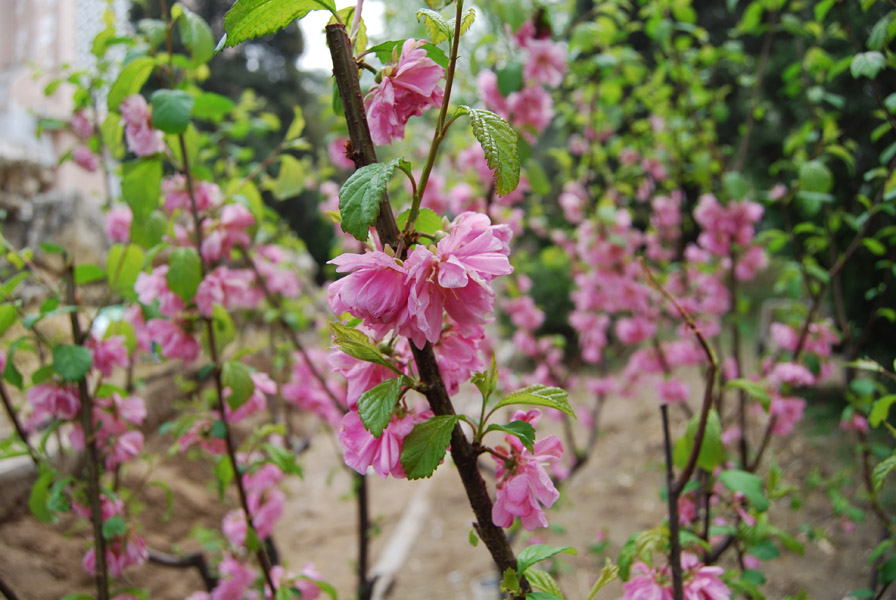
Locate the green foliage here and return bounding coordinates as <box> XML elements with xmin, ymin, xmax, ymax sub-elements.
<box><xmin>166</xmin><ymin>247</ymin><xmax>202</xmax><ymax>303</ymax></box>
<box><xmin>495</xmin><ymin>384</ymin><xmax>575</xmax><ymax>418</ymax></box>
<box><xmin>516</xmin><ymin>544</ymin><xmax>577</xmax><ymax>574</ymax></box>
<box><xmin>222</xmin><ymin>0</ymin><xmax>337</xmax><ymax>49</ymax></box>
<box><xmin>719</xmin><ymin>469</ymin><xmax>770</xmax><ymax>512</ymax></box>
<box><xmin>151</xmin><ymin>89</ymin><xmax>195</xmax><ymax>134</ymax></box>
<box><xmin>222</xmin><ymin>360</ymin><xmax>255</xmax><ymax>410</ymax></box>
<box><xmin>174</xmin><ymin>3</ymin><xmax>214</xmax><ymax>66</ymax></box>
<box><xmin>483</xmin><ymin>421</ymin><xmax>535</xmax><ymax>452</ymax></box>
<box><xmin>454</xmin><ymin>106</ymin><xmax>520</xmax><ymax>196</ymax></box>
<box><xmin>338</xmin><ymin>159</ymin><xmax>409</xmax><ymax>241</ymax></box>
<box><xmin>106</xmin><ymin>244</ymin><xmax>145</xmax><ymax>297</ymax></box>
<box><xmin>400</xmin><ymin>415</ymin><xmax>459</xmax><ymax>479</ymax></box>
<box><xmin>358</xmin><ymin>377</ymin><xmax>404</xmax><ymax>438</ymax></box>
<box><xmin>52</xmin><ymin>345</ymin><xmax>93</xmax><ymax>382</ymax></box>
<box><xmin>673</xmin><ymin>409</ymin><xmax>725</xmax><ymax>472</ymax></box>
<box><xmin>107</xmin><ymin>57</ymin><xmax>155</xmax><ymax>112</ymax></box>
<box><xmin>330</xmin><ymin>323</ymin><xmax>400</xmax><ymax>372</ymax></box>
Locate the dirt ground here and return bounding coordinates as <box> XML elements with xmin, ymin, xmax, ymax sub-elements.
<box><xmin>0</xmin><ymin>374</ymin><xmax>883</xmax><ymax>600</ymax></box>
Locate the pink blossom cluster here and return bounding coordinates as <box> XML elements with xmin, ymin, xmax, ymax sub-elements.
<box><xmin>77</xmin><ymin>495</ymin><xmax>148</xmax><ymax>577</ymax></box>
<box><xmin>222</xmin><ymin>463</ymin><xmax>285</xmax><ymax>547</ymax></box>
<box><xmin>328</xmin><ymin>212</ymin><xmax>513</xmax><ymax>349</ymax></box>
<box><xmin>70</xmin><ymin>109</ymin><xmax>101</xmax><ymax>172</ymax></box>
<box><xmin>365</xmin><ymin>38</ymin><xmax>445</xmax><ymax>146</ymax></box>
<box><xmin>119</xmin><ymin>94</ymin><xmax>166</xmax><ymax>156</ymax></box>
<box><xmin>623</xmin><ymin>553</ymin><xmax>729</xmax><ymax>600</ymax></box>
<box><xmin>477</xmin><ymin>21</ymin><xmax>566</xmax><ymax>142</ymax></box>
<box><xmin>491</xmin><ymin>409</ymin><xmax>563</xmax><ymax>530</ymax></box>
<box><xmin>692</xmin><ymin>194</ymin><xmax>768</xmax><ymax>281</ymax></box>
<box><xmin>282</xmin><ymin>347</ymin><xmax>347</xmax><ymax>427</ymax></box>
<box><xmin>186</xmin><ymin>558</ymin><xmax>322</xmax><ymax>600</ymax></box>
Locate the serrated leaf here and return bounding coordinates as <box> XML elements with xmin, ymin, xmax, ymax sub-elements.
<box><xmin>495</xmin><ymin>385</ymin><xmax>575</xmax><ymax>417</ymax></box>
<box><xmin>525</xmin><ymin>569</ymin><xmax>563</xmax><ymax>597</ymax></box>
<box><xmin>53</xmin><ymin>344</ymin><xmax>93</xmax><ymax>381</ymax></box>
<box><xmin>455</xmin><ymin>7</ymin><xmax>476</xmax><ymax>37</ymax></box>
<box><xmin>726</xmin><ymin>378</ymin><xmax>772</xmax><ymax>411</ymax></box>
<box><xmin>175</xmin><ymin>3</ymin><xmax>214</xmax><ymax>66</ymax></box>
<box><xmin>338</xmin><ymin>159</ymin><xmax>404</xmax><ymax>241</ymax></box>
<box><xmin>870</xmin><ymin>395</ymin><xmax>896</xmax><ymax>427</ymax></box>
<box><xmin>400</xmin><ymin>415</ymin><xmax>458</xmax><ymax>479</ymax></box>
<box><xmin>417</xmin><ymin>8</ymin><xmax>452</xmax><ymax>45</ymax></box>
<box><xmin>358</xmin><ymin>377</ymin><xmax>403</xmax><ymax>438</ymax></box>
<box><xmin>587</xmin><ymin>559</ymin><xmax>619</xmax><ymax>600</ymax></box>
<box><xmin>851</xmin><ymin>51</ymin><xmax>886</xmax><ymax>79</ymax></box>
<box><xmin>150</xmin><ymin>89</ymin><xmax>194</xmax><ymax>134</ymax></box>
<box><xmin>167</xmin><ymin>247</ymin><xmax>202</xmax><ymax>303</ymax></box>
<box><xmin>484</xmin><ymin>421</ymin><xmax>535</xmax><ymax>452</ymax></box>
<box><xmin>108</xmin><ymin>57</ymin><xmax>155</xmax><ymax>112</ymax></box>
<box><xmin>330</xmin><ymin>323</ymin><xmax>398</xmax><ymax>371</ymax></box>
<box><xmin>222</xmin><ymin>360</ymin><xmax>255</xmax><ymax>410</ymax></box>
<box><xmin>719</xmin><ymin>469</ymin><xmax>769</xmax><ymax>512</ymax></box>
<box><xmin>102</xmin><ymin>515</ymin><xmax>128</xmax><ymax>539</ymax></box>
<box><xmin>873</xmin><ymin>455</ymin><xmax>896</xmax><ymax>492</ymax></box>
<box><xmin>454</xmin><ymin>107</ymin><xmax>520</xmax><ymax>196</ymax></box>
<box><xmin>122</xmin><ymin>158</ymin><xmax>162</xmax><ymax>220</ymax></box>
<box><xmin>223</xmin><ymin>0</ymin><xmax>337</xmax><ymax>48</ymax></box>
<box><xmin>516</xmin><ymin>544</ymin><xmax>577</xmax><ymax>574</ymax></box>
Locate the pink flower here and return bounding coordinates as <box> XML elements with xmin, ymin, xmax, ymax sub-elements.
<box><xmin>680</xmin><ymin>553</ymin><xmax>729</xmax><ymax>600</ymax></box>
<box><xmin>329</xmin><ymin>345</ymin><xmax>406</xmax><ymax>408</ymax></box>
<box><xmin>735</xmin><ymin>245</ymin><xmax>767</xmax><ymax>281</ymax></box>
<box><xmin>145</xmin><ymin>318</ymin><xmax>200</xmax><ymax>362</ymax></box>
<box><xmin>105</xmin><ymin>205</ymin><xmax>132</xmax><ymax>243</ymax></box>
<box><xmin>73</xmin><ymin>146</ymin><xmax>99</xmax><ymax>172</ymax></box>
<box><xmin>71</xmin><ymin>110</ymin><xmax>94</xmax><ymax>139</ymax></box>
<box><xmin>477</xmin><ymin>70</ymin><xmax>511</xmax><ymax>117</ymax></box>
<box><xmin>328</xmin><ymin>137</ymin><xmax>355</xmax><ymax>169</ymax></box>
<box><xmin>226</xmin><ymin>371</ymin><xmax>277</xmax><ymax>423</ymax></box>
<box><xmin>253</xmin><ymin>245</ymin><xmax>301</xmax><ymax>299</ymax></box>
<box><xmin>769</xmin><ymin>395</ymin><xmax>806</xmax><ymax>435</ymax></box>
<box><xmin>120</xmin><ymin>95</ymin><xmax>166</xmax><ymax>156</ymax></box>
<box><xmin>558</xmin><ymin>182</ymin><xmax>587</xmax><ymax>224</ymax></box>
<box><xmin>283</xmin><ymin>348</ymin><xmax>346</xmax><ymax>427</ymax></box>
<box><xmin>211</xmin><ymin>555</ymin><xmax>256</xmax><ymax>600</ymax></box>
<box><xmin>135</xmin><ymin>266</ymin><xmax>185</xmax><ymax>318</ymax></box>
<box><xmin>616</xmin><ymin>316</ymin><xmax>656</xmax><ymax>345</ymax></box>
<box><xmin>505</xmin><ymin>296</ymin><xmax>545</xmax><ymax>330</ymax></box>
<box><xmin>26</xmin><ymin>383</ymin><xmax>80</xmax><ymax>429</ymax></box>
<box><xmin>523</xmin><ymin>39</ymin><xmax>567</xmax><ymax>87</ymax></box>
<box><xmin>338</xmin><ymin>407</ymin><xmax>432</xmax><ymax>478</ymax></box>
<box><xmin>161</xmin><ymin>175</ymin><xmax>221</xmax><ymax>214</ymax></box>
<box><xmin>658</xmin><ymin>378</ymin><xmax>689</xmax><ymax>404</ymax></box>
<box><xmin>507</xmin><ymin>85</ymin><xmax>554</xmax><ymax>141</ymax></box>
<box><xmin>840</xmin><ymin>413</ymin><xmax>869</xmax><ymax>434</ymax></box>
<box><xmin>201</xmin><ymin>203</ymin><xmax>255</xmax><ymax>261</ymax></box>
<box><xmin>195</xmin><ymin>266</ymin><xmax>261</xmax><ymax>318</ymax></box>
<box><xmin>328</xmin><ymin>251</ymin><xmax>412</xmax><ymax>339</ymax></box>
<box><xmin>491</xmin><ymin>409</ymin><xmax>563</xmax><ymax>530</ymax></box>
<box><xmin>769</xmin><ymin>361</ymin><xmax>815</xmax><ymax>388</ymax></box>
<box><xmin>623</xmin><ymin>561</ymin><xmax>674</xmax><ymax>600</ymax></box>
<box><xmin>106</xmin><ymin>430</ymin><xmax>144</xmax><ymax>469</ymax></box>
<box><xmin>86</xmin><ymin>334</ymin><xmax>129</xmax><ymax>377</ymax></box>
<box><xmin>435</xmin><ymin>328</ymin><xmax>486</xmax><ymax>395</ymax></box>
<box><xmin>365</xmin><ymin>39</ymin><xmax>445</xmax><ymax>145</ymax></box>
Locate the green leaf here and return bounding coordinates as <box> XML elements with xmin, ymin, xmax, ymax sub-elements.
<box><xmin>222</xmin><ymin>360</ymin><xmax>255</xmax><ymax>410</ymax></box>
<box><xmin>107</xmin><ymin>244</ymin><xmax>145</xmax><ymax>297</ymax></box>
<box><xmin>192</xmin><ymin>92</ymin><xmax>236</xmax><ymax>121</ymax></box>
<box><xmin>484</xmin><ymin>421</ymin><xmax>535</xmax><ymax>452</ymax></box>
<box><xmin>0</xmin><ymin>303</ymin><xmax>16</xmax><ymax>337</ymax></box>
<box><xmin>851</xmin><ymin>51</ymin><xmax>886</xmax><ymax>79</ymax></box>
<box><xmin>212</xmin><ymin>304</ymin><xmax>236</xmax><ymax>353</ymax></box>
<box><xmin>270</xmin><ymin>154</ymin><xmax>306</xmax><ymax>200</ymax></box>
<box><xmin>868</xmin><ymin>13</ymin><xmax>892</xmax><ymax>51</ymax></box>
<box><xmin>150</xmin><ymin>89</ymin><xmax>194</xmax><ymax>134</ymax></box>
<box><xmin>214</xmin><ymin>454</ymin><xmax>234</xmax><ymax>498</ymax></box>
<box><xmin>396</xmin><ymin>208</ymin><xmax>444</xmax><ymax>237</ymax></box>
<box><xmin>454</xmin><ymin>107</ymin><xmax>520</xmax><ymax>196</ymax></box>
<box><xmin>718</xmin><ymin>469</ymin><xmax>769</xmax><ymax>512</ymax></box>
<box><xmin>74</xmin><ymin>264</ymin><xmax>106</xmax><ymax>285</ymax></box>
<box><xmin>873</xmin><ymin>454</ymin><xmax>896</xmax><ymax>492</ymax></box>
<box><xmin>107</xmin><ymin>57</ymin><xmax>155</xmax><ymax>112</ymax></box>
<box><xmin>330</xmin><ymin>323</ymin><xmax>398</xmax><ymax>371</ymax></box>
<box><xmin>726</xmin><ymin>378</ymin><xmax>771</xmax><ymax>411</ymax></box>
<box><xmin>471</xmin><ymin>354</ymin><xmax>498</xmax><ymax>402</ymax></box>
<box><xmin>495</xmin><ymin>385</ymin><xmax>575</xmax><ymax>418</ymax></box>
<box><xmin>102</xmin><ymin>515</ymin><xmax>128</xmax><ymax>539</ymax></box>
<box><xmin>167</xmin><ymin>247</ymin><xmax>202</xmax><ymax>303</ymax></box>
<box><xmin>53</xmin><ymin>344</ymin><xmax>93</xmax><ymax>381</ymax></box>
<box><xmin>223</xmin><ymin>0</ymin><xmax>337</xmax><ymax>48</ymax></box>
<box><xmin>0</xmin><ymin>273</ymin><xmax>29</xmax><ymax>300</ymax></box>
<box><xmin>211</xmin><ymin>419</ymin><xmax>228</xmax><ymax>439</ymax></box>
<box><xmin>870</xmin><ymin>394</ymin><xmax>896</xmax><ymax>426</ymax></box>
<box><xmin>863</xmin><ymin>238</ymin><xmax>887</xmax><ymax>256</ymax></box>
<box><xmin>525</xmin><ymin>594</ymin><xmax>563</xmax><ymax>600</ymax></box>
<box><xmin>284</xmin><ymin>106</ymin><xmax>305</xmax><ymax>140</ymax></box>
<box><xmin>338</xmin><ymin>159</ymin><xmax>404</xmax><ymax>241</ymax></box>
<box><xmin>29</xmin><ymin>469</ymin><xmax>55</xmax><ymax>523</ymax></box>
<box><xmin>525</xmin><ymin>569</ymin><xmax>563</xmax><ymax>597</ymax></box>
<box><xmin>587</xmin><ymin>559</ymin><xmax>620</xmax><ymax>600</ymax></box>
<box><xmin>455</xmin><ymin>7</ymin><xmax>476</xmax><ymax>37</ymax></box>
<box><xmin>175</xmin><ymin>3</ymin><xmax>214</xmax><ymax>65</ymax></box>
<box><xmin>497</xmin><ymin>62</ymin><xmax>524</xmax><ymax>96</ymax></box>
<box><xmin>417</xmin><ymin>8</ymin><xmax>452</xmax><ymax>44</ymax></box>
<box><xmin>130</xmin><ymin>211</ymin><xmax>167</xmax><ymax>249</ymax></box>
<box><xmin>122</xmin><ymin>158</ymin><xmax>162</xmax><ymax>220</ymax></box>
<box><xmin>358</xmin><ymin>377</ymin><xmax>404</xmax><ymax>438</ymax></box>
<box><xmin>400</xmin><ymin>415</ymin><xmax>459</xmax><ymax>480</ymax></box>
<box><xmin>502</xmin><ymin>569</ymin><xmax>521</xmax><ymax>595</ymax></box>
<box><xmin>263</xmin><ymin>442</ymin><xmax>303</xmax><ymax>477</ymax></box>
<box><xmin>516</xmin><ymin>544</ymin><xmax>577</xmax><ymax>574</ymax></box>
<box><xmin>673</xmin><ymin>409</ymin><xmax>724</xmax><ymax>472</ymax></box>
<box><xmin>799</xmin><ymin>160</ymin><xmax>833</xmax><ymax>194</ymax></box>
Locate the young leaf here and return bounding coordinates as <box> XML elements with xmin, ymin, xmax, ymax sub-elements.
<box><xmin>417</xmin><ymin>8</ymin><xmax>452</xmax><ymax>44</ymax></box>
<box><xmin>107</xmin><ymin>57</ymin><xmax>155</xmax><ymax>112</ymax></box>
<box><xmin>525</xmin><ymin>594</ymin><xmax>563</xmax><ymax>600</ymax></box>
<box><xmin>338</xmin><ymin>159</ymin><xmax>405</xmax><ymax>241</ymax></box>
<box><xmin>151</xmin><ymin>89</ymin><xmax>195</xmax><ymax>134</ymax></box>
<box><xmin>454</xmin><ymin>7</ymin><xmax>476</xmax><ymax>37</ymax></box>
<box><xmin>516</xmin><ymin>544</ymin><xmax>577</xmax><ymax>574</ymax></box>
<box><xmin>454</xmin><ymin>106</ymin><xmax>520</xmax><ymax>196</ymax></box>
<box><xmin>726</xmin><ymin>378</ymin><xmax>771</xmax><ymax>410</ymax></box>
<box><xmin>53</xmin><ymin>344</ymin><xmax>94</xmax><ymax>382</ymax></box>
<box><xmin>672</xmin><ymin>409</ymin><xmax>724</xmax><ymax>472</ymax></box>
<box><xmin>175</xmin><ymin>3</ymin><xmax>214</xmax><ymax>66</ymax></box>
<box><xmin>851</xmin><ymin>51</ymin><xmax>886</xmax><ymax>79</ymax></box>
<box><xmin>483</xmin><ymin>421</ymin><xmax>535</xmax><ymax>452</ymax></box>
<box><xmin>29</xmin><ymin>469</ymin><xmax>55</xmax><ymax>523</ymax></box>
<box><xmin>718</xmin><ymin>469</ymin><xmax>769</xmax><ymax>512</ymax></box>
<box><xmin>74</xmin><ymin>264</ymin><xmax>106</xmax><ymax>285</ymax></box>
<box><xmin>495</xmin><ymin>385</ymin><xmax>575</xmax><ymax>418</ymax></box>
<box><xmin>525</xmin><ymin>569</ymin><xmax>563</xmax><ymax>597</ymax></box>
<box><xmin>587</xmin><ymin>559</ymin><xmax>620</xmax><ymax>600</ymax></box>
<box><xmin>122</xmin><ymin>158</ymin><xmax>162</xmax><ymax>220</ymax></box>
<box><xmin>167</xmin><ymin>247</ymin><xmax>202</xmax><ymax>304</ymax></box>
<box><xmin>0</xmin><ymin>303</ymin><xmax>16</xmax><ymax>337</ymax></box>
<box><xmin>471</xmin><ymin>354</ymin><xmax>498</xmax><ymax>402</ymax></box>
<box><xmin>106</xmin><ymin>244</ymin><xmax>145</xmax><ymax>297</ymax></box>
<box><xmin>870</xmin><ymin>394</ymin><xmax>896</xmax><ymax>427</ymax></box>
<box><xmin>192</xmin><ymin>92</ymin><xmax>236</xmax><ymax>122</ymax></box>
<box><xmin>330</xmin><ymin>323</ymin><xmax>399</xmax><ymax>371</ymax></box>
<box><xmin>102</xmin><ymin>515</ymin><xmax>128</xmax><ymax>539</ymax></box>
<box><xmin>358</xmin><ymin>377</ymin><xmax>404</xmax><ymax>438</ymax></box>
<box><xmin>263</xmin><ymin>442</ymin><xmax>303</xmax><ymax>477</ymax></box>
<box><xmin>223</xmin><ymin>0</ymin><xmax>337</xmax><ymax>49</ymax></box>
<box><xmin>222</xmin><ymin>360</ymin><xmax>255</xmax><ymax>410</ymax></box>
<box><xmin>873</xmin><ymin>455</ymin><xmax>896</xmax><ymax>492</ymax></box>
<box><xmin>396</xmin><ymin>207</ymin><xmax>444</xmax><ymax>237</ymax></box>
<box><xmin>400</xmin><ymin>415</ymin><xmax>459</xmax><ymax>480</ymax></box>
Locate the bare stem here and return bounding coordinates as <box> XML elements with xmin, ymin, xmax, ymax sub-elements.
<box><xmin>662</xmin><ymin>405</ymin><xmax>684</xmax><ymax>600</ymax></box>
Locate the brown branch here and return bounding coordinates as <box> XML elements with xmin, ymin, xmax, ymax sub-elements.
<box><xmin>662</xmin><ymin>405</ymin><xmax>684</xmax><ymax>600</ymax></box>
<box><xmin>0</xmin><ymin>378</ymin><xmax>39</xmax><ymax>468</ymax></box>
<box><xmin>148</xmin><ymin>548</ymin><xmax>217</xmax><ymax>591</ymax></box>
